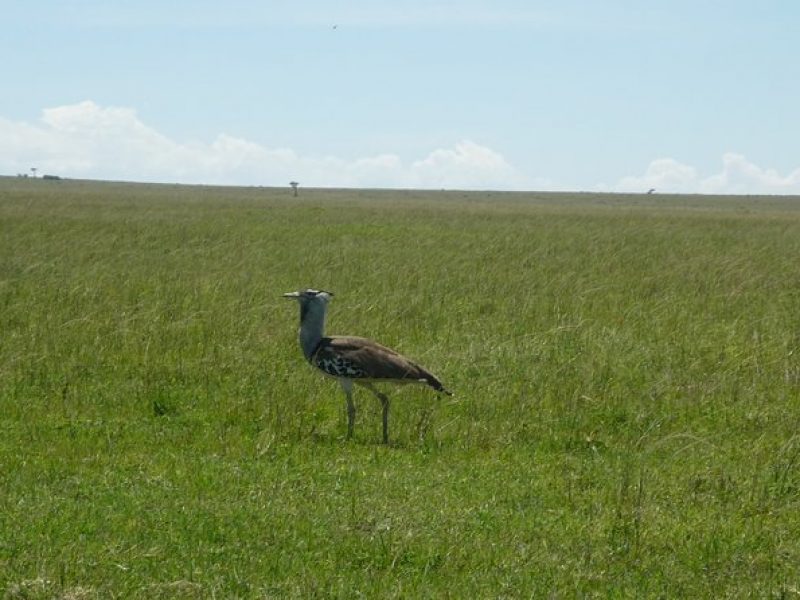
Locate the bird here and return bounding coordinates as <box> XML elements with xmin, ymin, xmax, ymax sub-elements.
<box><xmin>282</xmin><ymin>288</ymin><xmax>452</xmax><ymax>443</ymax></box>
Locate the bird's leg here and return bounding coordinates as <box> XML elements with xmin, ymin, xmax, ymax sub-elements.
<box><xmin>339</xmin><ymin>379</ymin><xmax>355</xmax><ymax>440</ymax></box>
<box><xmin>363</xmin><ymin>383</ymin><xmax>391</xmax><ymax>444</ymax></box>
<box><xmin>380</xmin><ymin>394</ymin><xmax>390</xmax><ymax>444</ymax></box>
<box><xmin>347</xmin><ymin>396</ymin><xmax>356</xmax><ymax>440</ymax></box>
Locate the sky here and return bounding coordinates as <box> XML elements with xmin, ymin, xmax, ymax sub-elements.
<box><xmin>2</xmin><ymin>0</ymin><xmax>800</xmax><ymax>193</ymax></box>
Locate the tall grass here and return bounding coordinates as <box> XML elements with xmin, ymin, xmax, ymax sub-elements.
<box><xmin>2</xmin><ymin>177</ymin><xmax>800</xmax><ymax>597</ymax></box>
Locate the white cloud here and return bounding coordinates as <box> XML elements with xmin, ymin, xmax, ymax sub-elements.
<box><xmin>0</xmin><ymin>101</ymin><xmax>526</xmax><ymax>190</ymax></box>
<box><xmin>612</xmin><ymin>153</ymin><xmax>800</xmax><ymax>195</ymax></box>
<box><xmin>698</xmin><ymin>153</ymin><xmax>800</xmax><ymax>194</ymax></box>
<box><xmin>410</xmin><ymin>140</ymin><xmax>527</xmax><ymax>189</ymax></box>
<box><xmin>614</xmin><ymin>158</ymin><xmax>698</xmax><ymax>194</ymax></box>
<box><xmin>7</xmin><ymin>101</ymin><xmax>798</xmax><ymax>195</ymax></box>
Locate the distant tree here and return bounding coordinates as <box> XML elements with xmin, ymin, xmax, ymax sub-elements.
<box><xmin>647</xmin><ymin>188</ymin><xmax>655</xmax><ymax>194</ymax></box>
<box><xmin>30</xmin><ymin>167</ymin><xmax>38</xmax><ymax>178</ymax></box>
<box><xmin>290</xmin><ymin>181</ymin><xmax>299</xmax><ymax>197</ymax></box>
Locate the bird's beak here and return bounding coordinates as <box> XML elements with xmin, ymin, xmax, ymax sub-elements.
<box><xmin>282</xmin><ymin>291</ymin><xmax>300</xmax><ymax>299</ymax></box>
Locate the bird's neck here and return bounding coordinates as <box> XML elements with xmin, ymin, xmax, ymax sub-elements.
<box><xmin>298</xmin><ymin>301</ymin><xmax>326</xmax><ymax>360</ymax></box>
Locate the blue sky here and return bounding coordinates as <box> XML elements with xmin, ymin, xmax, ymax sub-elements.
<box><xmin>2</xmin><ymin>1</ymin><xmax>800</xmax><ymax>192</ymax></box>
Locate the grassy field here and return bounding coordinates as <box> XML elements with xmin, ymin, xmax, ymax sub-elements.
<box><xmin>1</xmin><ymin>176</ymin><xmax>800</xmax><ymax>598</ymax></box>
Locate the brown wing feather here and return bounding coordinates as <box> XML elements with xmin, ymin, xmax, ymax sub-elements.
<box><xmin>328</xmin><ymin>336</ymin><xmax>426</xmax><ymax>379</ymax></box>
<box><xmin>314</xmin><ymin>336</ymin><xmax>451</xmax><ymax>394</ymax></box>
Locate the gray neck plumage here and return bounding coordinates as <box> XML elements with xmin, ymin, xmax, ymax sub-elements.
<box><xmin>298</xmin><ymin>300</ymin><xmax>327</xmax><ymax>361</ymax></box>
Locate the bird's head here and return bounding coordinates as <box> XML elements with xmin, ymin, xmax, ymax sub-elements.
<box><xmin>282</xmin><ymin>288</ymin><xmax>334</xmax><ymax>305</ymax></box>
<box><xmin>283</xmin><ymin>288</ymin><xmax>334</xmax><ymax>322</ymax></box>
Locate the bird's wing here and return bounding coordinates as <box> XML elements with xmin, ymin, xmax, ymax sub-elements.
<box><xmin>314</xmin><ymin>336</ymin><xmax>450</xmax><ymax>393</ymax></box>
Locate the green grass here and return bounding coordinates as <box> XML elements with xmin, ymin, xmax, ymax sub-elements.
<box><xmin>2</xmin><ymin>177</ymin><xmax>800</xmax><ymax>597</ymax></box>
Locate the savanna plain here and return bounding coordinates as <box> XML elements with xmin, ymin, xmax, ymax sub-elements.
<box><xmin>1</xmin><ymin>177</ymin><xmax>800</xmax><ymax>598</ymax></box>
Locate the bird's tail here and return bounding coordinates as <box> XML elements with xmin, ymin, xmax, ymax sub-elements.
<box><xmin>421</xmin><ymin>371</ymin><xmax>453</xmax><ymax>396</ymax></box>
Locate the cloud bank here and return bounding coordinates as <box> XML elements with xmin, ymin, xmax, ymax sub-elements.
<box><xmin>0</xmin><ymin>101</ymin><xmax>527</xmax><ymax>190</ymax></box>
<box><xmin>4</xmin><ymin>101</ymin><xmax>799</xmax><ymax>195</ymax></box>
<box><xmin>612</xmin><ymin>154</ymin><xmax>800</xmax><ymax>195</ymax></box>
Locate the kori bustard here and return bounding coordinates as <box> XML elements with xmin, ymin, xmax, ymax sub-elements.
<box><xmin>283</xmin><ymin>288</ymin><xmax>452</xmax><ymax>443</ymax></box>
